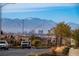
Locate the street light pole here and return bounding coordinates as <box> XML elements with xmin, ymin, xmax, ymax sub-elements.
<box><xmin>0</xmin><ymin>3</ymin><xmax>10</xmax><ymax>35</ymax></box>
<box><xmin>0</xmin><ymin>3</ymin><xmax>15</xmax><ymax>35</ymax></box>
<box><xmin>0</xmin><ymin>6</ymin><xmax>2</xmax><ymax>35</ymax></box>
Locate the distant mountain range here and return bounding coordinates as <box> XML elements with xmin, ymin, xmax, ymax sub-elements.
<box><xmin>2</xmin><ymin>17</ymin><xmax>56</xmax><ymax>33</ymax></box>
<box><xmin>68</xmin><ymin>22</ymin><xmax>79</xmax><ymax>29</ymax></box>
<box><xmin>2</xmin><ymin>17</ymin><xmax>79</xmax><ymax>33</ymax></box>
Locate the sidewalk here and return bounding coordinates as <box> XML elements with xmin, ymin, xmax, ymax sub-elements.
<box><xmin>69</xmin><ymin>48</ymin><xmax>79</xmax><ymax>56</ymax></box>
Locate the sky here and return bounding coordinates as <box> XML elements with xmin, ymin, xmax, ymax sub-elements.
<box><xmin>2</xmin><ymin>3</ymin><xmax>79</xmax><ymax>24</ymax></box>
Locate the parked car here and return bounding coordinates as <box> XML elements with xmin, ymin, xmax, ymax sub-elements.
<box><xmin>0</xmin><ymin>40</ymin><xmax>9</xmax><ymax>50</ymax></box>
<box><xmin>21</xmin><ymin>41</ymin><xmax>31</xmax><ymax>49</ymax></box>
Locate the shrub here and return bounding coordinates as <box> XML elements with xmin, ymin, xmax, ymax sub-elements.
<box><xmin>63</xmin><ymin>46</ymin><xmax>70</xmax><ymax>55</ymax></box>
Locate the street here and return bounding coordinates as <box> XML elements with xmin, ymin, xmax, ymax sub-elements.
<box><xmin>0</xmin><ymin>48</ymin><xmax>49</xmax><ymax>56</ymax></box>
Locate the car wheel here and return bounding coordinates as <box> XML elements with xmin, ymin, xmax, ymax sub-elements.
<box><xmin>28</xmin><ymin>47</ymin><xmax>31</xmax><ymax>49</ymax></box>
<box><xmin>5</xmin><ymin>48</ymin><xmax>9</xmax><ymax>50</ymax></box>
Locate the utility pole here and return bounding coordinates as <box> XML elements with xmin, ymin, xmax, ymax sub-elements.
<box><xmin>22</xmin><ymin>19</ymin><xmax>24</xmax><ymax>35</ymax></box>
<box><xmin>0</xmin><ymin>3</ymin><xmax>15</xmax><ymax>35</ymax></box>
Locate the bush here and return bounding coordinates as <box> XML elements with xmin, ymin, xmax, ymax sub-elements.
<box><xmin>32</xmin><ymin>39</ymin><xmax>42</xmax><ymax>47</ymax></box>
<box><xmin>63</xmin><ymin>46</ymin><xmax>70</xmax><ymax>55</ymax></box>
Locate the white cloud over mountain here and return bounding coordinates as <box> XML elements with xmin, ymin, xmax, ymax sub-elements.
<box><xmin>2</xmin><ymin>3</ymin><xmax>76</xmax><ymax>13</ymax></box>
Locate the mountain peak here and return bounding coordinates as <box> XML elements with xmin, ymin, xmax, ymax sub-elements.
<box><xmin>2</xmin><ymin>17</ymin><xmax>56</xmax><ymax>33</ymax></box>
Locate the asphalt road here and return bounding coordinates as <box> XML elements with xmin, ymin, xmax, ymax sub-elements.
<box><xmin>0</xmin><ymin>48</ymin><xmax>49</xmax><ymax>56</ymax></box>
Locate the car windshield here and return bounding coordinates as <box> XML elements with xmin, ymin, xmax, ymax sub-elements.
<box><xmin>0</xmin><ymin>41</ymin><xmax>5</xmax><ymax>43</ymax></box>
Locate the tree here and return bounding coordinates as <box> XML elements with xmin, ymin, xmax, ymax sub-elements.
<box><xmin>49</xmin><ymin>22</ymin><xmax>71</xmax><ymax>46</ymax></box>
<box><xmin>72</xmin><ymin>28</ymin><xmax>79</xmax><ymax>48</ymax></box>
<box><xmin>0</xmin><ymin>30</ymin><xmax>3</xmax><ymax>35</ymax></box>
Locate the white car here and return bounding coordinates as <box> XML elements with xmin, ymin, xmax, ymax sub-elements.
<box><xmin>0</xmin><ymin>40</ymin><xmax>9</xmax><ymax>50</ymax></box>
<box><xmin>21</xmin><ymin>41</ymin><xmax>31</xmax><ymax>49</ymax></box>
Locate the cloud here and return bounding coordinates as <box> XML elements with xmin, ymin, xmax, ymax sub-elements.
<box><xmin>2</xmin><ymin>8</ymin><xmax>46</xmax><ymax>13</ymax></box>
<box><xmin>2</xmin><ymin>3</ymin><xmax>76</xmax><ymax>13</ymax></box>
